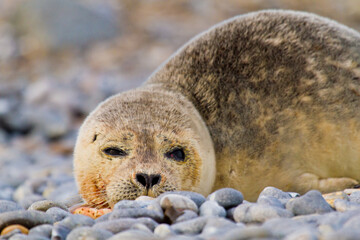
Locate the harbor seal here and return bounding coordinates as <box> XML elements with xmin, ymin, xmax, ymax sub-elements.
<box><xmin>74</xmin><ymin>10</ymin><xmax>360</xmax><ymax>207</ymax></box>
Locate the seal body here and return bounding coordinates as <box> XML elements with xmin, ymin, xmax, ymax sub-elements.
<box><xmin>74</xmin><ymin>10</ymin><xmax>360</xmax><ymax>206</ymax></box>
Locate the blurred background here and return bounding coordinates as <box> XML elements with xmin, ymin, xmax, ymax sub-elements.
<box><xmin>0</xmin><ymin>0</ymin><xmax>359</xmax><ymax>205</ymax></box>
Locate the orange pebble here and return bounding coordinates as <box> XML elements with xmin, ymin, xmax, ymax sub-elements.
<box><xmin>1</xmin><ymin>224</ymin><xmax>29</xmax><ymax>236</ymax></box>
<box><xmin>73</xmin><ymin>207</ymin><xmax>112</xmax><ymax>219</ymax></box>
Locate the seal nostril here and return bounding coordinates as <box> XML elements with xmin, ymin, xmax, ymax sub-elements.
<box><xmin>150</xmin><ymin>174</ymin><xmax>161</xmax><ymax>188</ymax></box>
<box><xmin>136</xmin><ymin>173</ymin><xmax>148</xmax><ymax>187</ymax></box>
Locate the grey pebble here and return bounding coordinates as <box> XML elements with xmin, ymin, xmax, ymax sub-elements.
<box><xmin>174</xmin><ymin>209</ymin><xmax>198</xmax><ymax>223</ymax></box>
<box><xmin>199</xmin><ymin>200</ymin><xmax>226</xmax><ymax>217</ymax></box>
<box><xmin>286</xmin><ymin>190</ymin><xmax>333</xmax><ymax>215</ymax></box>
<box><xmin>46</xmin><ymin>207</ymin><xmax>71</xmax><ymax>222</ymax></box>
<box><xmin>7</xmin><ymin>233</ymin><xmax>29</xmax><ymax>240</ymax></box>
<box><xmin>28</xmin><ymin>200</ymin><xmax>68</xmax><ymax>212</ymax></box>
<box><xmin>263</xmin><ymin>217</ymin><xmax>317</xmax><ymax>238</ymax></box>
<box><xmin>283</xmin><ymin>228</ymin><xmax>318</xmax><ymax>240</ymax></box>
<box><xmin>318</xmin><ymin>209</ymin><xmax>360</xmax><ymax>230</ymax></box>
<box><xmin>59</xmin><ymin>214</ymin><xmax>95</xmax><ymax>228</ymax></box>
<box><xmin>2</xmin><ymin>229</ymin><xmax>23</xmax><ymax>239</ymax></box>
<box><xmin>226</xmin><ymin>207</ymin><xmax>236</xmax><ymax>221</ymax></box>
<box><xmin>109</xmin><ymin>208</ymin><xmax>164</xmax><ymax>222</ymax></box>
<box><xmin>51</xmin><ymin>223</ymin><xmax>71</xmax><ymax>240</ymax></box>
<box><xmin>157</xmin><ymin>191</ymin><xmax>206</xmax><ymax>208</ymax></box>
<box><xmin>171</xmin><ymin>216</ymin><xmax>208</xmax><ymax>235</ymax></box>
<box><xmin>28</xmin><ymin>224</ymin><xmax>53</xmax><ymax>238</ymax></box>
<box><xmin>343</xmin><ymin>215</ymin><xmax>360</xmax><ymax>229</ymax></box>
<box><xmin>67</xmin><ymin>226</ymin><xmax>113</xmax><ymax>240</ymax></box>
<box><xmin>93</xmin><ymin>217</ymin><xmax>158</xmax><ymax>234</ymax></box>
<box><xmin>0</xmin><ymin>210</ymin><xmax>54</xmax><ymax>232</ymax></box>
<box><xmin>160</xmin><ymin>194</ymin><xmax>198</xmax><ymax>213</ymax></box>
<box><xmin>0</xmin><ymin>187</ymin><xmax>14</xmax><ymax>201</ymax></box>
<box><xmin>114</xmin><ymin>199</ymin><xmax>162</xmax><ymax>213</ymax></box>
<box><xmin>259</xmin><ymin>186</ymin><xmax>292</xmax><ymax>200</ymax></box>
<box><xmin>234</xmin><ymin>203</ymin><xmax>293</xmax><ymax>223</ymax></box>
<box><xmin>223</xmin><ymin>225</ymin><xmax>272</xmax><ymax>240</ymax></box>
<box><xmin>322</xmin><ymin>228</ymin><xmax>360</xmax><ymax>240</ymax></box>
<box><xmin>207</xmin><ymin>188</ymin><xmax>243</xmax><ymax>209</ymax></box>
<box><xmin>0</xmin><ymin>200</ymin><xmax>23</xmax><ymax>213</ymax></box>
<box><xmin>257</xmin><ymin>196</ymin><xmax>284</xmax><ymax>208</ymax></box>
<box><xmin>108</xmin><ymin>229</ymin><xmax>156</xmax><ymax>240</ymax></box>
<box><xmin>349</xmin><ymin>191</ymin><xmax>360</xmax><ymax>204</ymax></box>
<box><xmin>130</xmin><ymin>223</ymin><xmax>152</xmax><ymax>233</ymax></box>
<box><xmin>334</xmin><ymin>199</ymin><xmax>360</xmax><ymax>212</ymax></box>
<box><xmin>154</xmin><ymin>224</ymin><xmax>176</xmax><ymax>238</ymax></box>
<box><xmin>201</xmin><ymin>217</ymin><xmax>238</xmax><ymax>237</ymax></box>
<box><xmin>19</xmin><ymin>194</ymin><xmax>46</xmax><ymax>209</ymax></box>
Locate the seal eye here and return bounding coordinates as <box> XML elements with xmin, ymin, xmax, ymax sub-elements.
<box><xmin>103</xmin><ymin>147</ymin><xmax>127</xmax><ymax>157</ymax></box>
<box><xmin>165</xmin><ymin>148</ymin><xmax>185</xmax><ymax>162</ymax></box>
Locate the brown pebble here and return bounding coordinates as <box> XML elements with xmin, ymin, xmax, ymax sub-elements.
<box><xmin>1</xmin><ymin>224</ymin><xmax>29</xmax><ymax>235</ymax></box>
<box><xmin>73</xmin><ymin>207</ymin><xmax>112</xmax><ymax>219</ymax></box>
<box><xmin>322</xmin><ymin>191</ymin><xmax>349</xmax><ymax>208</ymax></box>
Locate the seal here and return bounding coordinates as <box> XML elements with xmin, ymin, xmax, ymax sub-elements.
<box><xmin>74</xmin><ymin>10</ymin><xmax>360</xmax><ymax>207</ymax></box>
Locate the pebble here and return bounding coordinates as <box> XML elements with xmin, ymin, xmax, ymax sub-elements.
<box><xmin>333</xmin><ymin>199</ymin><xmax>360</xmax><ymax>212</ymax></box>
<box><xmin>257</xmin><ymin>195</ymin><xmax>284</xmax><ymax>208</ymax></box>
<box><xmin>286</xmin><ymin>190</ymin><xmax>333</xmax><ymax>215</ymax></box>
<box><xmin>157</xmin><ymin>191</ymin><xmax>206</xmax><ymax>208</ymax></box>
<box><xmin>160</xmin><ymin>194</ymin><xmax>199</xmax><ymax>213</ymax></box>
<box><xmin>46</xmin><ymin>207</ymin><xmax>71</xmax><ymax>222</ymax></box>
<box><xmin>207</xmin><ymin>188</ymin><xmax>243</xmax><ymax>209</ymax></box>
<box><xmin>0</xmin><ymin>200</ymin><xmax>23</xmax><ymax>214</ymax></box>
<box><xmin>1</xmin><ymin>224</ymin><xmax>29</xmax><ymax>235</ymax></box>
<box><xmin>263</xmin><ymin>217</ymin><xmax>317</xmax><ymax>238</ymax></box>
<box><xmin>174</xmin><ymin>210</ymin><xmax>198</xmax><ymax>223</ymax></box>
<box><xmin>322</xmin><ymin>191</ymin><xmax>349</xmax><ymax>208</ymax></box>
<box><xmin>170</xmin><ymin>216</ymin><xmax>208</xmax><ymax>235</ymax></box>
<box><xmin>109</xmin><ymin>208</ymin><xmax>164</xmax><ymax>222</ymax></box>
<box><xmin>28</xmin><ymin>200</ymin><xmax>68</xmax><ymax>212</ymax></box>
<box><xmin>107</xmin><ymin>229</ymin><xmax>156</xmax><ymax>240</ymax></box>
<box><xmin>283</xmin><ymin>228</ymin><xmax>318</xmax><ymax>240</ymax></box>
<box><xmin>199</xmin><ymin>200</ymin><xmax>226</xmax><ymax>217</ymax></box>
<box><xmin>0</xmin><ymin>210</ymin><xmax>54</xmax><ymax>232</ymax></box>
<box><xmin>234</xmin><ymin>202</ymin><xmax>293</xmax><ymax>223</ymax></box>
<box><xmin>27</xmin><ymin>224</ymin><xmax>53</xmax><ymax>238</ymax></box>
<box><xmin>154</xmin><ymin>224</ymin><xmax>176</xmax><ymax>238</ymax></box>
<box><xmin>349</xmin><ymin>190</ymin><xmax>360</xmax><ymax>203</ymax></box>
<box><xmin>223</xmin><ymin>225</ymin><xmax>272</xmax><ymax>240</ymax></box>
<box><xmin>93</xmin><ymin>218</ymin><xmax>158</xmax><ymax>234</ymax></box>
<box><xmin>259</xmin><ymin>186</ymin><xmax>292</xmax><ymax>199</ymax></box>
<box><xmin>201</xmin><ymin>217</ymin><xmax>238</xmax><ymax>237</ymax></box>
<box><xmin>66</xmin><ymin>226</ymin><xmax>113</xmax><ymax>240</ymax></box>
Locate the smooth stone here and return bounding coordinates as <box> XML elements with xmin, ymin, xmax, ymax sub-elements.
<box><xmin>199</xmin><ymin>200</ymin><xmax>226</xmax><ymax>217</ymax></box>
<box><xmin>28</xmin><ymin>200</ymin><xmax>68</xmax><ymax>212</ymax></box>
<box><xmin>28</xmin><ymin>224</ymin><xmax>52</xmax><ymax>238</ymax></box>
<box><xmin>174</xmin><ymin>210</ymin><xmax>198</xmax><ymax>223</ymax></box>
<box><xmin>286</xmin><ymin>190</ymin><xmax>333</xmax><ymax>215</ymax></box>
<box><xmin>0</xmin><ymin>210</ymin><xmax>54</xmax><ymax>232</ymax></box>
<box><xmin>0</xmin><ymin>200</ymin><xmax>23</xmax><ymax>213</ymax></box>
<box><xmin>283</xmin><ymin>228</ymin><xmax>318</xmax><ymax>240</ymax></box>
<box><xmin>59</xmin><ymin>214</ymin><xmax>95</xmax><ymax>229</ymax></box>
<box><xmin>160</xmin><ymin>194</ymin><xmax>198</xmax><ymax>213</ymax></box>
<box><xmin>322</xmin><ymin>228</ymin><xmax>360</xmax><ymax>240</ymax></box>
<box><xmin>334</xmin><ymin>199</ymin><xmax>360</xmax><ymax>212</ymax></box>
<box><xmin>114</xmin><ymin>199</ymin><xmax>162</xmax><ymax>213</ymax></box>
<box><xmin>226</xmin><ymin>207</ymin><xmax>236</xmax><ymax>221</ymax></box>
<box><xmin>259</xmin><ymin>186</ymin><xmax>292</xmax><ymax>199</ymax></box>
<box><xmin>7</xmin><ymin>233</ymin><xmax>29</xmax><ymax>240</ymax></box>
<box><xmin>46</xmin><ymin>207</ymin><xmax>71</xmax><ymax>222</ymax></box>
<box><xmin>223</xmin><ymin>226</ymin><xmax>271</xmax><ymax>240</ymax></box>
<box><xmin>19</xmin><ymin>195</ymin><xmax>46</xmax><ymax>209</ymax></box>
<box><xmin>234</xmin><ymin>203</ymin><xmax>293</xmax><ymax>223</ymax></box>
<box><xmin>51</xmin><ymin>223</ymin><xmax>71</xmax><ymax>240</ymax></box>
<box><xmin>0</xmin><ymin>187</ymin><xmax>14</xmax><ymax>201</ymax></box>
<box><xmin>130</xmin><ymin>223</ymin><xmax>152</xmax><ymax>233</ymax></box>
<box><xmin>207</xmin><ymin>188</ymin><xmax>244</xmax><ymax>209</ymax></box>
<box><xmin>349</xmin><ymin>191</ymin><xmax>360</xmax><ymax>204</ymax></box>
<box><xmin>107</xmin><ymin>229</ymin><xmax>156</xmax><ymax>240</ymax></box>
<box><xmin>157</xmin><ymin>191</ymin><xmax>206</xmax><ymax>208</ymax></box>
<box><xmin>170</xmin><ymin>216</ymin><xmax>208</xmax><ymax>235</ymax></box>
<box><xmin>66</xmin><ymin>226</ymin><xmax>113</xmax><ymax>240</ymax></box>
<box><xmin>318</xmin><ymin>210</ymin><xmax>360</xmax><ymax>230</ymax></box>
<box><xmin>154</xmin><ymin>224</ymin><xmax>176</xmax><ymax>238</ymax></box>
<box><xmin>257</xmin><ymin>196</ymin><xmax>284</xmax><ymax>208</ymax></box>
<box><xmin>322</xmin><ymin>191</ymin><xmax>349</xmax><ymax>208</ymax></box>
<box><xmin>2</xmin><ymin>229</ymin><xmax>23</xmax><ymax>239</ymax></box>
<box><xmin>93</xmin><ymin>218</ymin><xmax>158</xmax><ymax>233</ymax></box>
<box><xmin>343</xmin><ymin>215</ymin><xmax>360</xmax><ymax>229</ymax></box>
<box><xmin>109</xmin><ymin>208</ymin><xmax>164</xmax><ymax>222</ymax></box>
<box><xmin>201</xmin><ymin>217</ymin><xmax>238</xmax><ymax>236</ymax></box>
<box><xmin>263</xmin><ymin>217</ymin><xmax>317</xmax><ymax>238</ymax></box>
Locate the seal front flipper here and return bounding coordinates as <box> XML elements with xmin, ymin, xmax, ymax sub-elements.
<box><xmin>297</xmin><ymin>173</ymin><xmax>359</xmax><ymax>193</ymax></box>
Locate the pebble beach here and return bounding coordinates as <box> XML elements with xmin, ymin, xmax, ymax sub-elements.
<box><xmin>1</xmin><ymin>0</ymin><xmax>360</xmax><ymax>239</ymax></box>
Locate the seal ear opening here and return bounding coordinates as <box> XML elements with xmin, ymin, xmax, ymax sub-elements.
<box><xmin>92</xmin><ymin>134</ymin><xmax>98</xmax><ymax>142</ymax></box>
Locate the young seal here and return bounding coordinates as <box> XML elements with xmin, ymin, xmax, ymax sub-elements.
<box><xmin>74</xmin><ymin>10</ymin><xmax>360</xmax><ymax>207</ymax></box>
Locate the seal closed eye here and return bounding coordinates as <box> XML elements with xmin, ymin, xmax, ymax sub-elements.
<box><xmin>74</xmin><ymin>9</ymin><xmax>360</xmax><ymax>208</ymax></box>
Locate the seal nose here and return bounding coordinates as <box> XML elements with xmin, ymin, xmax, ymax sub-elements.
<box><xmin>136</xmin><ymin>173</ymin><xmax>161</xmax><ymax>189</ymax></box>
